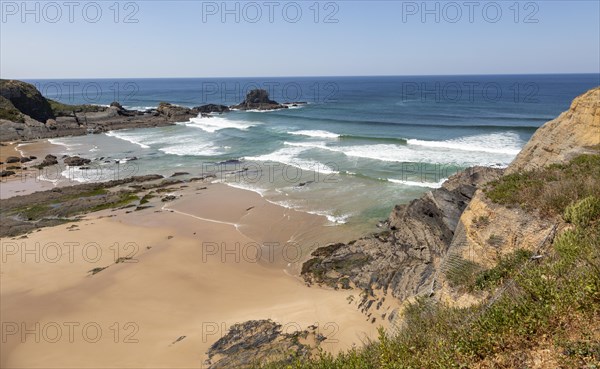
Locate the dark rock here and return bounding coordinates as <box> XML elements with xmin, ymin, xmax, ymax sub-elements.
<box><xmin>195</xmin><ymin>104</ymin><xmax>230</xmax><ymax>114</ymax></box>
<box><xmin>161</xmin><ymin>195</ymin><xmax>178</xmax><ymax>202</ymax></box>
<box><xmin>206</xmin><ymin>320</ymin><xmax>320</xmax><ymax>369</ymax></box>
<box><xmin>231</xmin><ymin>89</ymin><xmax>287</xmax><ymax>111</ymax></box>
<box><xmin>301</xmin><ymin>166</ymin><xmax>504</xmax><ymax>301</ymax></box>
<box><xmin>64</xmin><ymin>156</ymin><xmax>91</xmax><ymax>166</ymax></box>
<box><xmin>157</xmin><ymin>102</ymin><xmax>198</xmax><ymax>122</ymax></box>
<box><xmin>20</xmin><ymin>157</ymin><xmax>31</xmax><ymax>163</ymax></box>
<box><xmin>1</xmin><ymin>170</ymin><xmax>15</xmax><ymax>177</ymax></box>
<box><xmin>34</xmin><ymin>154</ymin><xmax>59</xmax><ymax>169</ymax></box>
<box><xmin>6</xmin><ymin>156</ymin><xmax>20</xmax><ymax>163</ymax></box>
<box><xmin>170</xmin><ymin>172</ymin><xmax>189</xmax><ymax>177</ymax></box>
<box><xmin>0</xmin><ymin>79</ymin><xmax>55</xmax><ymax>122</ymax></box>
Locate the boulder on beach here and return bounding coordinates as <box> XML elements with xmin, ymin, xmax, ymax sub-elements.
<box><xmin>64</xmin><ymin>156</ymin><xmax>91</xmax><ymax>166</ymax></box>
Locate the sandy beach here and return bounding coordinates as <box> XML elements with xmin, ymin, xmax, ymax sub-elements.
<box><xmin>0</xmin><ymin>139</ymin><xmax>392</xmax><ymax>368</ymax></box>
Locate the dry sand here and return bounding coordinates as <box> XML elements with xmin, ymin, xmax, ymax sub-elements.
<box><xmin>1</xmin><ymin>146</ymin><xmax>388</xmax><ymax>368</ymax></box>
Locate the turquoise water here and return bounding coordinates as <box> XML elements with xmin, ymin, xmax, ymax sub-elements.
<box><xmin>28</xmin><ymin>74</ymin><xmax>599</xmax><ymax>231</ymax></box>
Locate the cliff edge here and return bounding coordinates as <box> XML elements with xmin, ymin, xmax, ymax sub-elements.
<box><xmin>507</xmin><ymin>87</ymin><xmax>600</xmax><ymax>173</ymax></box>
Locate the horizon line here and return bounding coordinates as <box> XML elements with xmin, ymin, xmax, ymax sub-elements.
<box><xmin>5</xmin><ymin>72</ymin><xmax>599</xmax><ymax>81</ymax></box>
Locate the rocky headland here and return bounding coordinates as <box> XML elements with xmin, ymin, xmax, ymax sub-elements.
<box><xmin>0</xmin><ymin>80</ymin><xmax>303</xmax><ymax>143</ymax></box>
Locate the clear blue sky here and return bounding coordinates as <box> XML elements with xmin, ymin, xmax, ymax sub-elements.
<box><xmin>1</xmin><ymin>1</ymin><xmax>598</xmax><ymax>78</ymax></box>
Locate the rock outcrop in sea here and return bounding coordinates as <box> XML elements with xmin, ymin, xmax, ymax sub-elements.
<box><xmin>231</xmin><ymin>89</ymin><xmax>287</xmax><ymax>111</ymax></box>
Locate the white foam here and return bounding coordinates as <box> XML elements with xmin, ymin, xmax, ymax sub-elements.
<box><xmin>105</xmin><ymin>131</ymin><xmax>150</xmax><ymax>149</ymax></box>
<box><xmin>185</xmin><ymin>116</ymin><xmax>257</xmax><ymax>133</ymax></box>
<box><xmin>288</xmin><ymin>130</ymin><xmax>340</xmax><ymax>139</ymax></box>
<box><xmin>159</xmin><ymin>142</ymin><xmax>224</xmax><ymax>156</ymax></box>
<box><xmin>123</xmin><ymin>106</ymin><xmax>156</xmax><ymax>111</ymax></box>
<box><xmin>60</xmin><ymin>166</ymin><xmax>111</xmax><ymax>183</ymax></box>
<box><xmin>216</xmin><ymin>180</ymin><xmax>268</xmax><ymax>197</ymax></box>
<box><xmin>305</xmin><ymin>210</ymin><xmax>350</xmax><ymax>225</ymax></box>
<box><xmin>407</xmin><ymin>132</ymin><xmax>523</xmax><ymax>155</ymax></box>
<box><xmin>282</xmin><ymin>132</ymin><xmax>523</xmax><ymax>167</ymax></box>
<box><xmin>48</xmin><ymin>138</ymin><xmax>82</xmax><ymax>152</ymax></box>
<box><xmin>388</xmin><ymin>178</ymin><xmax>447</xmax><ymax>189</ymax></box>
<box><xmin>245</xmin><ymin>146</ymin><xmax>337</xmax><ymax>174</ymax></box>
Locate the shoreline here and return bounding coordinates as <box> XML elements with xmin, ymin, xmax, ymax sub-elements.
<box><xmin>0</xmin><ymin>139</ymin><xmax>392</xmax><ymax>368</ymax></box>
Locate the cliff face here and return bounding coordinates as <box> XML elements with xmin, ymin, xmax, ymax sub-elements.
<box><xmin>507</xmin><ymin>87</ymin><xmax>600</xmax><ymax>174</ymax></box>
<box><xmin>0</xmin><ymin>80</ymin><xmax>55</xmax><ymax>123</ymax></box>
<box><xmin>301</xmin><ymin>167</ymin><xmax>503</xmax><ymax>306</ymax></box>
<box><xmin>301</xmin><ymin>86</ymin><xmax>600</xmax><ymax>314</ymax></box>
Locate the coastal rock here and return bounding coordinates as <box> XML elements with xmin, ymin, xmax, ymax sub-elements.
<box><xmin>6</xmin><ymin>156</ymin><xmax>20</xmax><ymax>164</ymax></box>
<box><xmin>231</xmin><ymin>89</ymin><xmax>287</xmax><ymax>111</ymax></box>
<box><xmin>301</xmin><ymin>166</ymin><xmax>503</xmax><ymax>301</ymax></box>
<box><xmin>205</xmin><ymin>320</ymin><xmax>321</xmax><ymax>369</ymax></box>
<box><xmin>0</xmin><ymin>79</ymin><xmax>208</xmax><ymax>141</ymax></box>
<box><xmin>0</xmin><ymin>174</ymin><xmax>165</xmax><ymax>237</ymax></box>
<box><xmin>35</xmin><ymin>154</ymin><xmax>58</xmax><ymax>168</ymax></box>
<box><xmin>507</xmin><ymin>87</ymin><xmax>600</xmax><ymax>173</ymax></box>
<box><xmin>64</xmin><ymin>156</ymin><xmax>91</xmax><ymax>166</ymax></box>
<box><xmin>0</xmin><ymin>79</ymin><xmax>55</xmax><ymax>123</ymax></box>
<box><xmin>1</xmin><ymin>170</ymin><xmax>15</xmax><ymax>177</ymax></box>
<box><xmin>157</xmin><ymin>102</ymin><xmax>199</xmax><ymax>122</ymax></box>
<box><xmin>196</xmin><ymin>104</ymin><xmax>230</xmax><ymax>114</ymax></box>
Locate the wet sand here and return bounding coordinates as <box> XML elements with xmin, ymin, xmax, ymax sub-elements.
<box><xmin>0</xmin><ymin>142</ymin><xmax>389</xmax><ymax>368</ymax></box>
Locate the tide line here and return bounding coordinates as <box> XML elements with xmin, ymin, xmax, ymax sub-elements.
<box><xmin>161</xmin><ymin>203</ymin><xmax>240</xmax><ymax>229</ymax></box>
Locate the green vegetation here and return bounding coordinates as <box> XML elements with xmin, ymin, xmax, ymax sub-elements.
<box><xmin>48</xmin><ymin>99</ymin><xmax>106</xmax><ymax>117</ymax></box>
<box><xmin>474</xmin><ymin>249</ymin><xmax>533</xmax><ymax>291</ymax></box>
<box><xmin>11</xmin><ymin>190</ymin><xmax>138</xmax><ymax>221</ymax></box>
<box><xmin>0</xmin><ymin>96</ymin><xmax>24</xmax><ymax>122</ymax></box>
<box><xmin>257</xmin><ymin>156</ymin><xmax>600</xmax><ymax>369</ymax></box>
<box><xmin>140</xmin><ymin>193</ymin><xmax>155</xmax><ymax>205</ymax></box>
<box><xmin>484</xmin><ymin>154</ymin><xmax>600</xmax><ymax>217</ymax></box>
<box><xmin>88</xmin><ymin>193</ymin><xmax>139</xmax><ymax>213</ymax></box>
<box><xmin>444</xmin><ymin>255</ymin><xmax>483</xmax><ymax>289</ymax></box>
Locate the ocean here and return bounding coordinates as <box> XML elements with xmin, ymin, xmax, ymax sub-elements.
<box><xmin>24</xmin><ymin>74</ymin><xmax>599</xmax><ymax>233</ymax></box>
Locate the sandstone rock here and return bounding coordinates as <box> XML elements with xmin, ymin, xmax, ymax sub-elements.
<box><xmin>507</xmin><ymin>87</ymin><xmax>600</xmax><ymax>173</ymax></box>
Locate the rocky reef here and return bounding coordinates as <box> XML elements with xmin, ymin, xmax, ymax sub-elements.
<box><xmin>205</xmin><ymin>320</ymin><xmax>325</xmax><ymax>369</ymax></box>
<box><xmin>0</xmin><ymin>79</ymin><xmax>204</xmax><ymax>141</ymax></box>
<box><xmin>0</xmin><ymin>81</ymin><xmax>305</xmax><ymax>142</ymax></box>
